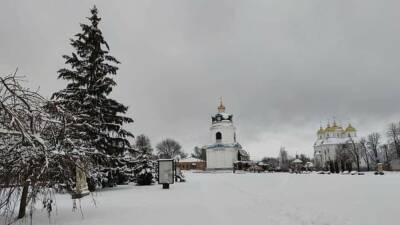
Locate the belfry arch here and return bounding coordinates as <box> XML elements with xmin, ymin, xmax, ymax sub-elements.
<box><xmin>216</xmin><ymin>132</ymin><xmax>222</xmax><ymax>142</ymax></box>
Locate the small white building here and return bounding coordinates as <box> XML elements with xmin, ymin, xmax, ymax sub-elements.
<box><xmin>202</xmin><ymin>100</ymin><xmax>249</xmax><ymax>169</ymax></box>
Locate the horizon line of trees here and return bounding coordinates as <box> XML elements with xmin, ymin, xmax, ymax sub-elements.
<box><xmin>259</xmin><ymin>122</ymin><xmax>400</xmax><ymax>172</ymax></box>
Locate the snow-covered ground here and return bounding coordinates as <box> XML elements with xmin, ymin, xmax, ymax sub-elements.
<box><xmin>4</xmin><ymin>172</ymin><xmax>400</xmax><ymax>225</ymax></box>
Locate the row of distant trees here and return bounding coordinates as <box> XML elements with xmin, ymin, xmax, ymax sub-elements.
<box><xmin>263</xmin><ymin>122</ymin><xmax>400</xmax><ymax>172</ymax></box>
<box><xmin>335</xmin><ymin>122</ymin><xmax>400</xmax><ymax>172</ymax></box>
<box><xmin>135</xmin><ymin>134</ymin><xmax>187</xmax><ymax>159</ymax></box>
<box><xmin>133</xmin><ymin>135</ymin><xmax>186</xmax><ymax>186</ymax></box>
<box><xmin>263</xmin><ymin>147</ymin><xmax>310</xmax><ymax>172</ymax></box>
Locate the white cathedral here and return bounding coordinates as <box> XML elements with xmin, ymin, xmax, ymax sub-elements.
<box><xmin>313</xmin><ymin>121</ymin><xmax>359</xmax><ymax>169</ymax></box>
<box><xmin>202</xmin><ymin>100</ymin><xmax>249</xmax><ymax>169</ymax></box>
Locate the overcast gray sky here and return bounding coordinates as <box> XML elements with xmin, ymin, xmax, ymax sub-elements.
<box><xmin>1</xmin><ymin>0</ymin><xmax>400</xmax><ymax>159</ymax></box>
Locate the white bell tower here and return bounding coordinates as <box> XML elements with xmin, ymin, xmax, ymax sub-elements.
<box><xmin>204</xmin><ymin>98</ymin><xmax>248</xmax><ymax>169</ymax></box>
<box><xmin>210</xmin><ymin>98</ymin><xmax>236</xmax><ymax>144</ymax></box>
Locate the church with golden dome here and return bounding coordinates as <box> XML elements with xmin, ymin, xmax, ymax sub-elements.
<box><xmin>316</xmin><ymin>121</ymin><xmax>357</xmax><ymax>140</ymax></box>
<box><xmin>202</xmin><ymin>99</ymin><xmax>249</xmax><ymax>169</ymax></box>
<box><xmin>313</xmin><ymin>121</ymin><xmax>359</xmax><ymax>170</ymax></box>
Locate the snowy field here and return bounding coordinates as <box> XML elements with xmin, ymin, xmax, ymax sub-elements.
<box><xmin>4</xmin><ymin>172</ymin><xmax>400</xmax><ymax>225</ymax></box>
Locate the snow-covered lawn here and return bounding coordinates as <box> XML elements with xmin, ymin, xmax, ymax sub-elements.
<box><xmin>5</xmin><ymin>172</ymin><xmax>400</xmax><ymax>225</ymax></box>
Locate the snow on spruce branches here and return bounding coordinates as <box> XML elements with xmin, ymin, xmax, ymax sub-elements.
<box><xmin>0</xmin><ymin>6</ymin><xmax>137</xmax><ymax>221</ymax></box>
<box><xmin>52</xmin><ymin>6</ymin><xmax>134</xmax><ymax>158</ymax></box>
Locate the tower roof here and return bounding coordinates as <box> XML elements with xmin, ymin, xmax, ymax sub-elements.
<box><xmin>345</xmin><ymin>123</ymin><xmax>356</xmax><ymax>132</ymax></box>
<box><xmin>324</xmin><ymin>121</ymin><xmax>344</xmax><ymax>132</ymax></box>
<box><xmin>218</xmin><ymin>97</ymin><xmax>226</xmax><ymax>113</ymax></box>
<box><xmin>325</xmin><ymin>123</ymin><xmax>334</xmax><ymax>132</ymax></box>
<box><xmin>332</xmin><ymin>120</ymin><xmax>344</xmax><ymax>131</ymax></box>
<box><xmin>317</xmin><ymin>126</ymin><xmax>325</xmax><ymax>134</ymax></box>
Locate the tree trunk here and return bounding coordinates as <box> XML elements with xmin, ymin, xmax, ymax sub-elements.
<box><xmin>364</xmin><ymin>153</ymin><xmax>370</xmax><ymax>171</ymax></box>
<box><xmin>17</xmin><ymin>182</ymin><xmax>29</xmax><ymax>219</ymax></box>
<box><xmin>395</xmin><ymin>141</ymin><xmax>400</xmax><ymax>158</ymax></box>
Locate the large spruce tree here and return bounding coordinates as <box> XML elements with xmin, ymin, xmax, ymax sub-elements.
<box><xmin>52</xmin><ymin>6</ymin><xmax>133</xmax><ymax>157</ymax></box>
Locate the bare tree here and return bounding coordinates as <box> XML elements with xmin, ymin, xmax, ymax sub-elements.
<box><xmin>380</xmin><ymin>143</ymin><xmax>391</xmax><ymax>169</ymax></box>
<box><xmin>347</xmin><ymin>136</ymin><xmax>361</xmax><ymax>172</ymax></box>
<box><xmin>261</xmin><ymin>157</ymin><xmax>279</xmax><ymax>169</ymax></box>
<box><xmin>387</xmin><ymin>122</ymin><xmax>400</xmax><ymax>159</ymax></box>
<box><xmin>367</xmin><ymin>132</ymin><xmax>381</xmax><ymax>163</ymax></box>
<box><xmin>191</xmin><ymin>146</ymin><xmax>206</xmax><ymax>160</ymax></box>
<box><xmin>336</xmin><ymin>144</ymin><xmax>353</xmax><ymax>172</ymax></box>
<box><xmin>299</xmin><ymin>154</ymin><xmax>310</xmax><ymax>164</ymax></box>
<box><xmin>156</xmin><ymin>138</ymin><xmax>187</xmax><ymax>159</ymax></box>
<box><xmin>135</xmin><ymin>134</ymin><xmax>153</xmax><ymax>155</ymax></box>
<box><xmin>278</xmin><ymin>147</ymin><xmax>289</xmax><ymax>171</ymax></box>
<box><xmin>359</xmin><ymin>138</ymin><xmax>371</xmax><ymax>171</ymax></box>
<box><xmin>0</xmin><ymin>72</ymin><xmax>90</xmax><ymax>220</ymax></box>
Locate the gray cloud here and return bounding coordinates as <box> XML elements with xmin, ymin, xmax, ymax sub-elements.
<box><xmin>1</xmin><ymin>0</ymin><xmax>400</xmax><ymax>159</ymax></box>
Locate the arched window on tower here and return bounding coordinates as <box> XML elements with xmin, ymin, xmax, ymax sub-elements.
<box><xmin>216</xmin><ymin>132</ymin><xmax>222</xmax><ymax>143</ymax></box>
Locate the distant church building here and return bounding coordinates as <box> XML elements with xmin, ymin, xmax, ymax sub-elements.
<box><xmin>202</xmin><ymin>100</ymin><xmax>249</xmax><ymax>169</ymax></box>
<box><xmin>313</xmin><ymin>121</ymin><xmax>360</xmax><ymax>170</ymax></box>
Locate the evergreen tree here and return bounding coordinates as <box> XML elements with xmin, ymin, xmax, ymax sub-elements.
<box><xmin>133</xmin><ymin>151</ymin><xmax>155</xmax><ymax>185</ymax></box>
<box><xmin>52</xmin><ymin>6</ymin><xmax>133</xmax><ymax>159</ymax></box>
<box><xmin>133</xmin><ymin>134</ymin><xmax>154</xmax><ymax>185</ymax></box>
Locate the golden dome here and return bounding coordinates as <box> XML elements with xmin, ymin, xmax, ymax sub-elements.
<box><xmin>325</xmin><ymin>123</ymin><xmax>335</xmax><ymax>132</ymax></box>
<box><xmin>325</xmin><ymin>121</ymin><xmax>344</xmax><ymax>132</ymax></box>
<box><xmin>336</xmin><ymin>127</ymin><xmax>344</xmax><ymax>132</ymax></box>
<box><xmin>317</xmin><ymin>126</ymin><xmax>325</xmax><ymax>134</ymax></box>
<box><xmin>345</xmin><ymin>123</ymin><xmax>356</xmax><ymax>132</ymax></box>
<box><xmin>333</xmin><ymin>121</ymin><xmax>344</xmax><ymax>131</ymax></box>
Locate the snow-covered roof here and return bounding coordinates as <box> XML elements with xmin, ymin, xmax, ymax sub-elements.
<box><xmin>158</xmin><ymin>159</ymin><xmax>174</xmax><ymax>161</ymax></box>
<box><xmin>212</xmin><ymin>112</ymin><xmax>233</xmax><ymax>123</ymax></box>
<box><xmin>305</xmin><ymin>162</ymin><xmax>314</xmax><ymax>167</ymax></box>
<box><xmin>292</xmin><ymin>159</ymin><xmax>302</xmax><ymax>163</ymax></box>
<box><xmin>179</xmin><ymin>157</ymin><xmax>205</xmax><ymax>163</ymax></box>
<box><xmin>239</xmin><ymin>149</ymin><xmax>249</xmax><ymax>157</ymax></box>
<box><xmin>205</xmin><ymin>142</ymin><xmax>242</xmax><ymax>149</ymax></box>
<box><xmin>218</xmin><ymin>112</ymin><xmax>232</xmax><ymax>118</ymax></box>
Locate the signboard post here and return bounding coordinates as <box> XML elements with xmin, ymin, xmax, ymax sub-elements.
<box><xmin>72</xmin><ymin>161</ymin><xmax>90</xmax><ymax>199</ymax></box>
<box><xmin>158</xmin><ymin>159</ymin><xmax>175</xmax><ymax>189</ymax></box>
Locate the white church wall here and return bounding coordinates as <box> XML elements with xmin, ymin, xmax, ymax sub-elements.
<box><xmin>210</xmin><ymin>123</ymin><xmax>236</xmax><ymax>144</ymax></box>
<box><xmin>206</xmin><ymin>148</ymin><xmax>237</xmax><ymax>169</ymax></box>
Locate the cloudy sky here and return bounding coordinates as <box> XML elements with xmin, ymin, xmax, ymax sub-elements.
<box><xmin>1</xmin><ymin>0</ymin><xmax>400</xmax><ymax>159</ymax></box>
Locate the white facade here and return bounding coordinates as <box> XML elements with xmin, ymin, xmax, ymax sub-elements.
<box><xmin>210</xmin><ymin>114</ymin><xmax>236</xmax><ymax>144</ymax></box>
<box><xmin>203</xmin><ymin>100</ymin><xmax>249</xmax><ymax>169</ymax></box>
<box><xmin>206</xmin><ymin>148</ymin><xmax>238</xmax><ymax>169</ymax></box>
<box><xmin>313</xmin><ymin>122</ymin><xmax>361</xmax><ymax>170</ymax></box>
